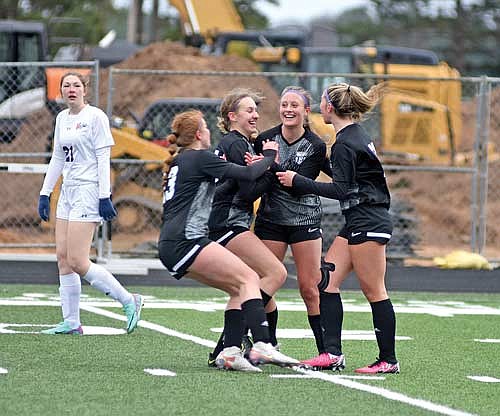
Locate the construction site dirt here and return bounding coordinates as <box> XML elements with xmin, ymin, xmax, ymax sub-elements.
<box><xmin>1</xmin><ymin>41</ymin><xmax>500</xmax><ymax>261</ymax></box>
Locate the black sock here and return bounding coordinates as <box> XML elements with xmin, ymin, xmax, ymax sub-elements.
<box><xmin>211</xmin><ymin>332</ymin><xmax>225</xmax><ymax>359</ymax></box>
<box><xmin>370</xmin><ymin>299</ymin><xmax>397</xmax><ymax>363</ymax></box>
<box><xmin>241</xmin><ymin>298</ymin><xmax>270</xmax><ymax>344</ymax></box>
<box><xmin>210</xmin><ymin>309</ymin><xmax>243</xmax><ymax>357</ymax></box>
<box><xmin>261</xmin><ymin>289</ymin><xmax>277</xmax><ymax>345</ymax></box>
<box><xmin>308</xmin><ymin>314</ymin><xmax>325</xmax><ymax>354</ymax></box>
<box><xmin>266</xmin><ymin>308</ymin><xmax>278</xmax><ymax>346</ymax></box>
<box><xmin>260</xmin><ymin>289</ymin><xmax>272</xmax><ymax>307</ymax></box>
<box><xmin>319</xmin><ymin>291</ymin><xmax>343</xmax><ymax>355</ymax></box>
<box><xmin>223</xmin><ymin>309</ymin><xmax>245</xmax><ymax>349</ymax></box>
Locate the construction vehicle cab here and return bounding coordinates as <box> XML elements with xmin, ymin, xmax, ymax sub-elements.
<box><xmin>294</xmin><ymin>45</ymin><xmax>462</xmax><ymax>164</ymax></box>
<box><xmin>134</xmin><ymin>97</ymin><xmax>222</xmax><ymax>147</ymax></box>
<box><xmin>0</xmin><ymin>20</ymin><xmax>49</xmax><ymax>142</ymax></box>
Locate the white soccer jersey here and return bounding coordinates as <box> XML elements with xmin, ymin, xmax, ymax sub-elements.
<box><xmin>53</xmin><ymin>104</ymin><xmax>114</xmax><ymax>185</ymax></box>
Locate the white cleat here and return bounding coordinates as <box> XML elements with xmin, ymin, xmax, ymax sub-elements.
<box><xmin>249</xmin><ymin>342</ymin><xmax>300</xmax><ymax>367</ymax></box>
<box><xmin>215</xmin><ymin>346</ymin><xmax>262</xmax><ymax>372</ymax></box>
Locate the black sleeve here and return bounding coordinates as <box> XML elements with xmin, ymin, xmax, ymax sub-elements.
<box><xmin>237</xmin><ymin>171</ymin><xmax>277</xmax><ymax>201</ymax></box>
<box><xmin>292</xmin><ymin>143</ymin><xmax>357</xmax><ymax>200</ymax></box>
<box><xmin>253</xmin><ymin>135</ymin><xmax>264</xmax><ymax>155</ymax></box>
<box><xmin>321</xmin><ymin>157</ymin><xmax>333</xmax><ymax>178</ymax></box>
<box><xmin>223</xmin><ymin>149</ymin><xmax>276</xmax><ymax>181</ymax></box>
<box><xmin>225</xmin><ymin>140</ymin><xmax>249</xmax><ymax>166</ymax></box>
<box><xmin>292</xmin><ymin>174</ymin><xmax>352</xmax><ymax>199</ymax></box>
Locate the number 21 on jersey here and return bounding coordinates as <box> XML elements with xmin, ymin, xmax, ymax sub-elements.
<box><xmin>63</xmin><ymin>145</ymin><xmax>74</xmax><ymax>162</ymax></box>
<box><xmin>163</xmin><ymin>166</ymin><xmax>179</xmax><ymax>203</ymax></box>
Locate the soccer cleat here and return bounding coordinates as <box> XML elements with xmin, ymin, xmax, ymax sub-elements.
<box><xmin>249</xmin><ymin>342</ymin><xmax>300</xmax><ymax>367</ymax></box>
<box><xmin>301</xmin><ymin>352</ymin><xmax>345</xmax><ymax>371</ymax></box>
<box><xmin>241</xmin><ymin>334</ymin><xmax>253</xmax><ymax>359</ymax></box>
<box><xmin>215</xmin><ymin>346</ymin><xmax>262</xmax><ymax>372</ymax></box>
<box><xmin>40</xmin><ymin>321</ymin><xmax>83</xmax><ymax>335</ymax></box>
<box><xmin>355</xmin><ymin>358</ymin><xmax>400</xmax><ymax>374</ymax></box>
<box><xmin>123</xmin><ymin>294</ymin><xmax>143</xmax><ymax>334</ymax></box>
<box><xmin>208</xmin><ymin>352</ymin><xmax>217</xmax><ymax>368</ymax></box>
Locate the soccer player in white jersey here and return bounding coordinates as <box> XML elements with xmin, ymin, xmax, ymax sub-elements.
<box><xmin>37</xmin><ymin>72</ymin><xmax>142</xmax><ymax>335</ymax></box>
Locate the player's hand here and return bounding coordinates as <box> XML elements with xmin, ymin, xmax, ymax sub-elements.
<box><xmin>276</xmin><ymin>170</ymin><xmax>296</xmax><ymax>187</ymax></box>
<box><xmin>262</xmin><ymin>139</ymin><xmax>278</xmax><ymax>152</ymax></box>
<box><xmin>99</xmin><ymin>197</ymin><xmax>117</xmax><ymax>221</ymax></box>
<box><xmin>245</xmin><ymin>152</ymin><xmax>264</xmax><ymax>165</ymax></box>
<box><xmin>38</xmin><ymin>195</ymin><xmax>50</xmax><ymax>222</ymax></box>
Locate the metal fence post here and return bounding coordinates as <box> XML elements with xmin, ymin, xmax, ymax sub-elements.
<box><xmin>93</xmin><ymin>60</ymin><xmax>99</xmax><ymax>107</ymax></box>
<box><xmin>106</xmin><ymin>67</ymin><xmax>114</xmax><ymax>118</ymax></box>
<box><xmin>471</xmin><ymin>76</ymin><xmax>491</xmax><ymax>253</ymax></box>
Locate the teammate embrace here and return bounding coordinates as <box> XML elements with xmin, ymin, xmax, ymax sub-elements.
<box><xmin>160</xmin><ymin>83</ymin><xmax>399</xmax><ymax>374</ymax></box>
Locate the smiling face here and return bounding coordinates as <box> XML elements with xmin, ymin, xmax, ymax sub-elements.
<box><xmin>229</xmin><ymin>96</ymin><xmax>259</xmax><ymax>139</ymax></box>
<box><xmin>60</xmin><ymin>74</ymin><xmax>86</xmax><ymax>111</ymax></box>
<box><xmin>279</xmin><ymin>92</ymin><xmax>309</xmax><ymax>129</ymax></box>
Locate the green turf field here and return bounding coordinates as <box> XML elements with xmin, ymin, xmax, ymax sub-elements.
<box><xmin>1</xmin><ymin>284</ymin><xmax>499</xmax><ymax>416</ymax></box>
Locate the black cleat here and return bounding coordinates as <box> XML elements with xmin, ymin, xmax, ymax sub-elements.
<box><xmin>241</xmin><ymin>334</ymin><xmax>253</xmax><ymax>359</ymax></box>
<box><xmin>208</xmin><ymin>352</ymin><xmax>217</xmax><ymax>368</ymax></box>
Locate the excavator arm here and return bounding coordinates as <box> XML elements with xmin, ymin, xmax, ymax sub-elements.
<box><xmin>169</xmin><ymin>0</ymin><xmax>243</xmax><ymax>42</ymax></box>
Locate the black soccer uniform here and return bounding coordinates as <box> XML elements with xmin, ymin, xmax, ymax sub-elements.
<box><xmin>253</xmin><ymin>125</ymin><xmax>326</xmax><ymax>243</ymax></box>
<box><xmin>291</xmin><ymin>123</ymin><xmax>392</xmax><ymax>245</ymax></box>
<box><xmin>159</xmin><ymin>147</ymin><xmax>276</xmax><ymax>278</ymax></box>
<box><xmin>208</xmin><ymin>130</ymin><xmax>256</xmax><ymax>244</ymax></box>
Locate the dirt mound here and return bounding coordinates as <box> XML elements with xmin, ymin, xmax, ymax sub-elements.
<box><xmin>98</xmin><ymin>41</ymin><xmax>281</xmax><ymax>127</ymax></box>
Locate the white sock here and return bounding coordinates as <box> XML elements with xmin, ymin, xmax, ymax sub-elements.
<box><xmin>82</xmin><ymin>263</ymin><xmax>133</xmax><ymax>306</ymax></box>
<box><xmin>59</xmin><ymin>272</ymin><xmax>81</xmax><ymax>327</ymax></box>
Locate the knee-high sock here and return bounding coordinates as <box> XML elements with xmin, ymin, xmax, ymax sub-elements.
<box><xmin>241</xmin><ymin>298</ymin><xmax>270</xmax><ymax>344</ymax></box>
<box><xmin>266</xmin><ymin>308</ymin><xmax>278</xmax><ymax>346</ymax></box>
<box><xmin>319</xmin><ymin>291</ymin><xmax>343</xmax><ymax>355</ymax></box>
<box><xmin>222</xmin><ymin>309</ymin><xmax>245</xmax><ymax>349</ymax></box>
<box><xmin>59</xmin><ymin>272</ymin><xmax>81</xmax><ymax>327</ymax></box>
<box><xmin>82</xmin><ymin>263</ymin><xmax>133</xmax><ymax>305</ymax></box>
<box><xmin>371</xmin><ymin>299</ymin><xmax>397</xmax><ymax>363</ymax></box>
<box><xmin>211</xmin><ymin>332</ymin><xmax>225</xmax><ymax>359</ymax></box>
<box><xmin>260</xmin><ymin>289</ymin><xmax>279</xmax><ymax>346</ymax></box>
<box><xmin>308</xmin><ymin>314</ymin><xmax>325</xmax><ymax>354</ymax></box>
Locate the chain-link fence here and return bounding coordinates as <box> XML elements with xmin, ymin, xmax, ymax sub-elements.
<box><xmin>1</xmin><ymin>62</ymin><xmax>498</xmax><ymax>263</ymax></box>
<box><xmin>0</xmin><ymin>61</ymin><xmax>98</xmax><ymax>251</ymax></box>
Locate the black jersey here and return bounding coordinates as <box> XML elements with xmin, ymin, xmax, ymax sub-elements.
<box><xmin>253</xmin><ymin>125</ymin><xmax>326</xmax><ymax>226</ymax></box>
<box><xmin>160</xmin><ymin>148</ymin><xmax>276</xmax><ymax>242</ymax></box>
<box><xmin>208</xmin><ymin>130</ymin><xmax>255</xmax><ymax>232</ymax></box>
<box><xmin>292</xmin><ymin>123</ymin><xmax>391</xmax><ymax>211</ymax></box>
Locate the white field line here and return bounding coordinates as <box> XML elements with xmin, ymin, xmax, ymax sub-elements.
<box><xmin>2</xmin><ymin>297</ymin><xmax>500</xmax><ymax>317</ymax></box>
<box><xmin>80</xmin><ymin>304</ymin><xmax>475</xmax><ymax>416</ymax></box>
<box><xmin>144</xmin><ymin>369</ymin><xmax>176</xmax><ymax>377</ymax></box>
<box><xmin>467</xmin><ymin>376</ymin><xmax>500</xmax><ymax>383</ymax></box>
<box><xmin>293</xmin><ymin>367</ymin><xmax>476</xmax><ymax>416</ymax></box>
<box><xmin>79</xmin><ymin>304</ymin><xmax>216</xmax><ymax>348</ymax></box>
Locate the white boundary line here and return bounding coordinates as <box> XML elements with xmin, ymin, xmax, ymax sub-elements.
<box><xmin>293</xmin><ymin>367</ymin><xmax>476</xmax><ymax>416</ymax></box>
<box><xmin>80</xmin><ymin>304</ymin><xmax>475</xmax><ymax>416</ymax></box>
<box><xmin>79</xmin><ymin>304</ymin><xmax>216</xmax><ymax>348</ymax></box>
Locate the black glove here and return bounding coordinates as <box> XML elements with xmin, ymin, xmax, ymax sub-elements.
<box><xmin>38</xmin><ymin>195</ymin><xmax>50</xmax><ymax>222</ymax></box>
<box><xmin>99</xmin><ymin>197</ymin><xmax>117</xmax><ymax>221</ymax></box>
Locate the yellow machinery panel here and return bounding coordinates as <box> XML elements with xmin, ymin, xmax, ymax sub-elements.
<box><xmin>169</xmin><ymin>0</ymin><xmax>244</xmax><ymax>39</ymax></box>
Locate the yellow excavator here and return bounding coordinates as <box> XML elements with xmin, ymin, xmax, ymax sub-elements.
<box><xmin>167</xmin><ymin>0</ymin><xmax>463</xmax><ymax>165</ymax></box>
